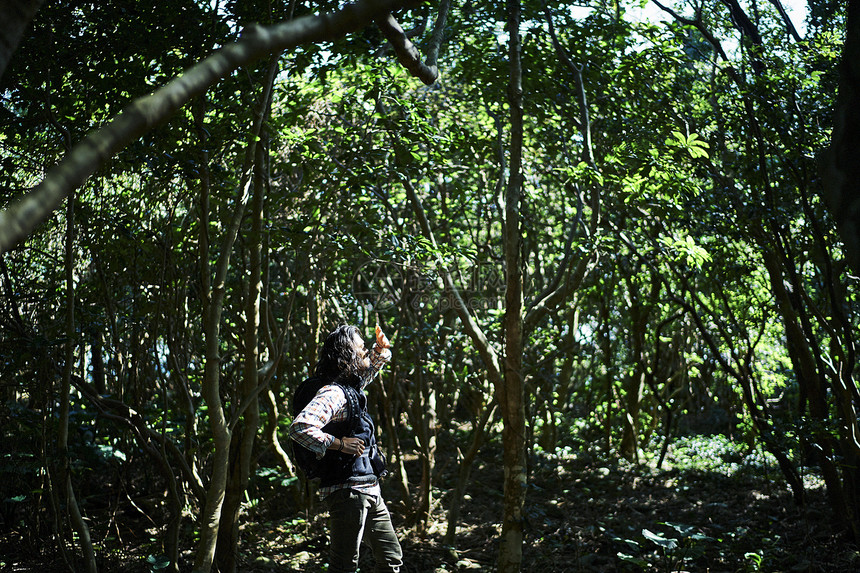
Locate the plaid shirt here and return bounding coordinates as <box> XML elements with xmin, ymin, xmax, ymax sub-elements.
<box><xmin>289</xmin><ymin>345</ymin><xmax>391</xmax><ymax>499</ymax></box>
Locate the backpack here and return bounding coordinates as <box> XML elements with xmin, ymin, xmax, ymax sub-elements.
<box><xmin>289</xmin><ymin>376</ymin><xmax>359</xmax><ymax>480</ymax></box>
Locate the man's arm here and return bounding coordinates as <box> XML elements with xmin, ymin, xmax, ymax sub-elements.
<box><xmin>361</xmin><ymin>344</ymin><xmax>392</xmax><ymax>389</ymax></box>
<box><xmin>369</xmin><ymin>344</ymin><xmax>392</xmax><ymax>371</ymax></box>
<box><xmin>289</xmin><ymin>385</ymin><xmax>347</xmax><ymax>459</ymax></box>
<box><xmin>289</xmin><ymin>384</ymin><xmax>370</xmax><ymax>458</ymax></box>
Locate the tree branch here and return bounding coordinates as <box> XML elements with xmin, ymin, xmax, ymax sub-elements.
<box><xmin>0</xmin><ymin>0</ymin><xmax>426</xmax><ymax>255</ymax></box>
<box><xmin>542</xmin><ymin>3</ymin><xmax>594</xmax><ymax>167</ymax></box>
<box><xmin>523</xmin><ymin>6</ymin><xmax>602</xmax><ymax>333</ymax></box>
<box><xmin>766</xmin><ymin>0</ymin><xmax>802</xmax><ymax>42</ymax></box>
<box><xmin>70</xmin><ymin>372</ymin><xmax>206</xmax><ymax>501</ymax></box>
<box><xmin>375</xmin><ymin>12</ymin><xmax>439</xmax><ymax>85</ymax></box>
<box><xmin>650</xmin><ymin>0</ymin><xmax>730</xmax><ymax>61</ymax></box>
<box><xmin>0</xmin><ymin>0</ymin><xmax>44</xmax><ymax>79</ymax></box>
<box><xmin>425</xmin><ymin>0</ymin><xmax>452</xmax><ymax>73</ymax></box>
<box><xmin>401</xmin><ymin>176</ymin><xmax>503</xmax><ymax>384</ymax></box>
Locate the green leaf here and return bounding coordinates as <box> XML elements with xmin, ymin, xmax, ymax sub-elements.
<box><xmin>146</xmin><ymin>555</ymin><xmax>171</xmax><ymax>571</ymax></box>
<box><xmin>664</xmin><ymin>522</ymin><xmax>696</xmax><ymax>536</ymax></box>
<box><xmin>643</xmin><ymin>528</ymin><xmax>678</xmax><ymax>550</ymax></box>
<box><xmin>688</xmin><ymin>146</ymin><xmax>709</xmax><ymax>159</ymax></box>
<box><xmin>281</xmin><ymin>476</ymin><xmax>299</xmax><ymax>487</ymax></box>
<box><xmin>617</xmin><ymin>552</ymin><xmax>649</xmax><ymax>567</ymax></box>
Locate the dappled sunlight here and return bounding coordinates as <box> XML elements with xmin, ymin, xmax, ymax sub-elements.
<box><xmin>0</xmin><ymin>0</ymin><xmax>855</xmax><ymax>571</ymax></box>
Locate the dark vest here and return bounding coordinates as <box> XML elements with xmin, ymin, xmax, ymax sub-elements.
<box><xmin>317</xmin><ymin>378</ymin><xmax>387</xmax><ymax>487</ymax></box>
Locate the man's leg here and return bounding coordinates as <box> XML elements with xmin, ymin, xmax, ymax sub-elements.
<box><xmin>364</xmin><ymin>496</ymin><xmax>403</xmax><ymax>573</ymax></box>
<box><xmin>326</xmin><ymin>489</ymin><xmax>369</xmax><ymax>573</ymax></box>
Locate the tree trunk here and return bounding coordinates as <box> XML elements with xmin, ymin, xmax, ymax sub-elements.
<box><xmin>619</xmin><ymin>369</ymin><xmax>645</xmax><ymax>462</ymax></box>
<box><xmin>191</xmin><ymin>45</ymin><xmax>277</xmax><ymax>567</ymax></box>
<box><xmin>414</xmin><ymin>359</ymin><xmax>437</xmax><ymax>535</ymax></box>
<box><xmin>215</xmin><ymin>59</ymin><xmax>275</xmax><ymax>573</ymax></box>
<box><xmin>822</xmin><ymin>0</ymin><xmax>860</xmax><ymax>274</ymax></box>
<box><xmin>599</xmin><ymin>296</ymin><xmax>614</xmax><ymax>453</ymax></box>
<box><xmin>91</xmin><ymin>329</ymin><xmax>106</xmax><ymax>395</ymax></box>
<box><xmin>756</xmin><ymin>239</ymin><xmax>836</xmax><ymax>509</ymax></box>
<box><xmin>264</xmin><ymin>386</ymin><xmax>297</xmax><ymax>476</ymax></box>
<box><xmin>58</xmin><ymin>190</ymin><xmax>97</xmax><ymax>573</ymax></box>
<box><xmin>619</xmin><ymin>273</ymin><xmax>654</xmax><ymax>463</ymax></box>
<box><xmin>378</xmin><ymin>362</ymin><xmax>411</xmax><ymax>506</ymax></box>
<box><xmin>191</xmin><ymin>144</ymin><xmax>240</xmax><ymax>573</ymax></box>
<box><xmin>444</xmin><ymin>401</ymin><xmax>496</xmax><ymax>546</ymax></box>
<box><xmin>193</xmin><ymin>320</ymin><xmax>233</xmax><ymax>573</ymax></box>
<box><xmin>817</xmin><ymin>2</ymin><xmax>860</xmax><ymax>536</ymax></box>
<box><xmin>0</xmin><ymin>0</ymin><xmax>45</xmax><ymax>79</ymax></box>
<box><xmin>497</xmin><ymin>0</ymin><xmax>526</xmax><ymax>569</ymax></box>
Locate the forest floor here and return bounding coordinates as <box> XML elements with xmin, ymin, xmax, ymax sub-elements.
<box><xmin>1</xmin><ymin>437</ymin><xmax>857</xmax><ymax>572</ymax></box>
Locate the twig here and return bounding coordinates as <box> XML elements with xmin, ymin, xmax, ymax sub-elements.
<box><xmin>650</xmin><ymin>0</ymin><xmax>729</xmax><ymax>61</ymax></box>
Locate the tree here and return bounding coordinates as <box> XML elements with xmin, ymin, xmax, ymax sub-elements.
<box><xmin>1</xmin><ymin>2</ymin><xmax>440</xmax><ymax>571</ymax></box>
<box><xmin>2</xmin><ymin>0</ymin><xmax>860</xmax><ymax>570</ymax></box>
<box><xmin>823</xmin><ymin>0</ymin><xmax>860</xmax><ymax>273</ymax></box>
<box><xmin>0</xmin><ymin>0</ymin><xmax>427</xmax><ymax>255</ymax></box>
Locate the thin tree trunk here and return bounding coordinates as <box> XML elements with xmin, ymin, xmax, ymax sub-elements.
<box><xmin>757</xmin><ymin>240</ymin><xmax>846</xmax><ymax>512</ymax></box>
<box><xmin>216</xmin><ymin>59</ymin><xmax>276</xmax><ymax>571</ymax></box>
<box><xmin>378</xmin><ymin>363</ymin><xmax>411</xmax><ymax>505</ymax></box>
<box><xmin>444</xmin><ymin>401</ymin><xmax>496</xmax><ymax>546</ymax></box>
<box><xmin>91</xmin><ymin>329</ymin><xmax>105</xmax><ymax>395</ymax></box>
<box><xmin>599</xmin><ymin>296</ymin><xmax>613</xmax><ymax>453</ymax></box>
<box><xmin>498</xmin><ymin>0</ymin><xmax>525</xmax><ymax>569</ymax></box>
<box><xmin>619</xmin><ymin>274</ymin><xmax>656</xmax><ymax>463</ymax></box>
<box><xmin>619</xmin><ymin>369</ymin><xmax>645</xmax><ymax>462</ymax></box>
<box><xmin>678</xmin><ymin>266</ymin><xmax>808</xmax><ymax>508</ymax></box>
<box><xmin>193</xmin><ymin>211</ymin><xmax>237</xmax><ymax>573</ymax></box>
<box><xmin>264</xmin><ymin>387</ymin><xmax>296</xmax><ymax>475</ymax></box>
<box><xmin>192</xmin><ymin>51</ymin><xmax>277</xmax><ymax>570</ymax></box>
<box><xmin>414</xmin><ymin>357</ymin><xmax>437</xmax><ymax>535</ymax></box>
<box><xmin>822</xmin><ymin>0</ymin><xmax>860</xmax><ymax>274</ymax></box>
<box><xmin>58</xmin><ymin>189</ymin><xmax>97</xmax><ymax>573</ymax></box>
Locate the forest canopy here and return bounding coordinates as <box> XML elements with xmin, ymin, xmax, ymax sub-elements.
<box><xmin>1</xmin><ymin>0</ymin><xmax>859</xmax><ymax>572</ymax></box>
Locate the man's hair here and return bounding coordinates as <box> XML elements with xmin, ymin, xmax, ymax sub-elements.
<box><xmin>314</xmin><ymin>324</ymin><xmax>363</xmax><ymax>383</ymax></box>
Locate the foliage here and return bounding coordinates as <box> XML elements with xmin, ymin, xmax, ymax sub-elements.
<box><xmin>0</xmin><ymin>0</ymin><xmax>857</xmax><ymax>570</ymax></box>
<box><xmin>665</xmin><ymin>434</ymin><xmax>777</xmax><ymax>477</ymax></box>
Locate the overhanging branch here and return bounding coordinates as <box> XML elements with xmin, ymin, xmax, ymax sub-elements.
<box><xmin>650</xmin><ymin>0</ymin><xmax>730</xmax><ymax>62</ymax></box>
<box><xmin>0</xmin><ymin>0</ymin><xmax>425</xmax><ymax>255</ymax></box>
<box><xmin>375</xmin><ymin>12</ymin><xmax>439</xmax><ymax>84</ymax></box>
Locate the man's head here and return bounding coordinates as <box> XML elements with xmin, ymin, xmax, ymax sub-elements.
<box><xmin>314</xmin><ymin>324</ymin><xmax>370</xmax><ymax>383</ymax></box>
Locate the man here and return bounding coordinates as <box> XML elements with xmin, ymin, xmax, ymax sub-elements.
<box><xmin>289</xmin><ymin>324</ymin><xmax>403</xmax><ymax>573</ymax></box>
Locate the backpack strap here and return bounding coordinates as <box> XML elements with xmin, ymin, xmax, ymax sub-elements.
<box><xmin>337</xmin><ymin>382</ymin><xmax>363</xmax><ymax>437</ymax></box>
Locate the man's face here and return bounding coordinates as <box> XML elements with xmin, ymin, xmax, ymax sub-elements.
<box><xmin>353</xmin><ymin>331</ymin><xmax>370</xmax><ymax>369</ymax></box>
